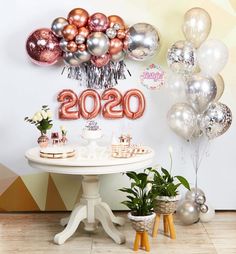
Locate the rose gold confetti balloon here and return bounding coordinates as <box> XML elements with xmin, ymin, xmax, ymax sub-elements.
<box><xmin>26</xmin><ymin>28</ymin><xmax>62</xmax><ymax>66</ymax></box>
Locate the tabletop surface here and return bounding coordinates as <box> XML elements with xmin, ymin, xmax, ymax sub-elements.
<box><xmin>25</xmin><ymin>147</ymin><xmax>155</xmax><ymax>175</ymax></box>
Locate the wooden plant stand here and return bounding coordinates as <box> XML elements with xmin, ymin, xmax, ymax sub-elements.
<box><xmin>133</xmin><ymin>231</ymin><xmax>150</xmax><ymax>252</ymax></box>
<box><xmin>152</xmin><ymin>214</ymin><xmax>176</xmax><ymax>239</ymax></box>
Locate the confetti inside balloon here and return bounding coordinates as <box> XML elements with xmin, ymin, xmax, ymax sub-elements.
<box><xmin>26</xmin><ymin>28</ymin><xmax>62</xmax><ymax>66</ymax></box>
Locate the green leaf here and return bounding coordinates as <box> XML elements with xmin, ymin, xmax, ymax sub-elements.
<box><xmin>175</xmin><ymin>176</ymin><xmax>190</xmax><ymax>190</ymax></box>
<box><xmin>161</xmin><ymin>168</ymin><xmax>170</xmax><ymax>178</ymax></box>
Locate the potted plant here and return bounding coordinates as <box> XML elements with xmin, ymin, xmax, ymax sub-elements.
<box><xmin>119</xmin><ymin>171</ymin><xmax>156</xmax><ymax>251</ymax></box>
<box><xmin>25</xmin><ymin>105</ymin><xmax>53</xmax><ymax>148</ymax></box>
<box><xmin>149</xmin><ymin>149</ymin><xmax>190</xmax><ymax>215</ymax></box>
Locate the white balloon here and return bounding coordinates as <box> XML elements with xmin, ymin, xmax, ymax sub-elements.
<box><xmin>167</xmin><ymin>72</ymin><xmax>186</xmax><ymax>102</ymax></box>
<box><xmin>199</xmin><ymin>204</ymin><xmax>215</xmax><ymax>223</ymax></box>
<box><xmin>197</xmin><ymin>39</ymin><xmax>229</xmax><ymax>76</ymax></box>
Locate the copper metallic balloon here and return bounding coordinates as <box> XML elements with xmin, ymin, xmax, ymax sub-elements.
<box><xmin>77</xmin><ymin>44</ymin><xmax>86</xmax><ymax>51</ymax></box>
<box><xmin>51</xmin><ymin>17</ymin><xmax>69</xmax><ymax>37</ymax></box>
<box><xmin>67</xmin><ymin>41</ymin><xmax>78</xmax><ymax>53</ymax></box>
<box><xmin>91</xmin><ymin>54</ymin><xmax>111</xmax><ymax>67</ymax></box>
<box><xmin>102</xmin><ymin>88</ymin><xmax>124</xmax><ymax>119</ymax></box>
<box><xmin>26</xmin><ymin>28</ymin><xmax>62</xmax><ymax>66</ymax></box>
<box><xmin>109</xmin><ymin>38</ymin><xmax>123</xmax><ymax>55</ymax></box>
<box><xmin>182</xmin><ymin>7</ymin><xmax>211</xmax><ymax>48</ymax></box>
<box><xmin>88</xmin><ymin>12</ymin><xmax>109</xmax><ymax>32</ymax></box>
<box><xmin>78</xmin><ymin>27</ymin><xmax>90</xmax><ymax>38</ymax></box>
<box><xmin>108</xmin><ymin>15</ymin><xmax>125</xmax><ymax>30</ymax></box>
<box><xmin>62</xmin><ymin>24</ymin><xmax>78</xmax><ymax>41</ymax></box>
<box><xmin>79</xmin><ymin>89</ymin><xmax>101</xmax><ymax>119</ymax></box>
<box><xmin>117</xmin><ymin>29</ymin><xmax>126</xmax><ymax>39</ymax></box>
<box><xmin>68</xmin><ymin>8</ymin><xmax>89</xmax><ymax>28</ymax></box>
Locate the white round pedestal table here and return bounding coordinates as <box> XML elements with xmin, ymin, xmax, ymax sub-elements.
<box><xmin>25</xmin><ymin>147</ymin><xmax>154</xmax><ymax>245</ymax></box>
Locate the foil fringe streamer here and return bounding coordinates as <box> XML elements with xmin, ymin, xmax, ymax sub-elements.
<box><xmin>61</xmin><ymin>61</ymin><xmax>131</xmax><ymax>90</ymax></box>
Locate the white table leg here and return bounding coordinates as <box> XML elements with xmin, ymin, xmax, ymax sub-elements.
<box><xmin>54</xmin><ymin>175</ymin><xmax>125</xmax><ymax>245</ymax></box>
<box><xmin>95</xmin><ymin>204</ymin><xmax>126</xmax><ymax>244</ymax></box>
<box><xmin>54</xmin><ymin>204</ymin><xmax>87</xmax><ymax>245</ymax></box>
<box><xmin>99</xmin><ymin>202</ymin><xmax>125</xmax><ymax>226</ymax></box>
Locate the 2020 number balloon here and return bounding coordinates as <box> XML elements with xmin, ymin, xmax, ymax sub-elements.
<box><xmin>57</xmin><ymin>88</ymin><xmax>145</xmax><ymax>120</ymax></box>
<box><xmin>57</xmin><ymin>89</ymin><xmax>78</xmax><ymax>119</ymax></box>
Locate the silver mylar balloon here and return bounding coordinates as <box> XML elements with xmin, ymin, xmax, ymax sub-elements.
<box><xmin>86</xmin><ymin>32</ymin><xmax>110</xmax><ymax>57</ymax></box>
<box><xmin>200</xmin><ymin>204</ymin><xmax>208</xmax><ymax>213</ymax></box>
<box><xmin>200</xmin><ymin>102</ymin><xmax>232</xmax><ymax>139</ymax></box>
<box><xmin>111</xmin><ymin>50</ymin><xmax>126</xmax><ymax>62</ymax></box>
<box><xmin>185</xmin><ymin>187</ymin><xmax>205</xmax><ymax>202</ymax></box>
<box><xmin>113</xmin><ymin>23</ymin><xmax>121</xmax><ymax>30</ymax></box>
<box><xmin>106</xmin><ymin>28</ymin><xmax>117</xmax><ymax>39</ymax></box>
<box><xmin>75</xmin><ymin>35</ymin><xmax>86</xmax><ymax>45</ymax></box>
<box><xmin>177</xmin><ymin>200</ymin><xmax>200</xmax><ymax>225</ymax></box>
<box><xmin>74</xmin><ymin>49</ymin><xmax>91</xmax><ymax>63</ymax></box>
<box><xmin>186</xmin><ymin>74</ymin><xmax>217</xmax><ymax>113</ymax></box>
<box><xmin>167</xmin><ymin>40</ymin><xmax>197</xmax><ymax>74</ymax></box>
<box><xmin>213</xmin><ymin>74</ymin><xmax>225</xmax><ymax>102</ymax></box>
<box><xmin>167</xmin><ymin>103</ymin><xmax>197</xmax><ymax>140</ymax></box>
<box><xmin>59</xmin><ymin>39</ymin><xmax>69</xmax><ymax>52</ymax></box>
<box><xmin>195</xmin><ymin>194</ymin><xmax>206</xmax><ymax>205</ymax></box>
<box><xmin>125</xmin><ymin>23</ymin><xmax>160</xmax><ymax>61</ymax></box>
<box><xmin>51</xmin><ymin>17</ymin><xmax>68</xmax><ymax>37</ymax></box>
<box><xmin>63</xmin><ymin>52</ymin><xmax>81</xmax><ymax>67</ymax></box>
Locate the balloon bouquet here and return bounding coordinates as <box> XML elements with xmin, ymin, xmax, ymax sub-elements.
<box><xmin>26</xmin><ymin>7</ymin><xmax>160</xmax><ymax>89</ymax></box>
<box><xmin>166</xmin><ymin>7</ymin><xmax>232</xmax><ymax>224</ymax></box>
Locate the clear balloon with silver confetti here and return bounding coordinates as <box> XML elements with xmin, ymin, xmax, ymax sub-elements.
<box><xmin>167</xmin><ymin>40</ymin><xmax>197</xmax><ymax>74</ymax></box>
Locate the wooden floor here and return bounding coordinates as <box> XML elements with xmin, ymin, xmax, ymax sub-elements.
<box><xmin>0</xmin><ymin>212</ymin><xmax>236</xmax><ymax>254</ymax></box>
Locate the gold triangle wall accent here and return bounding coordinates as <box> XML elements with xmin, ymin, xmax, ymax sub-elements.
<box><xmin>45</xmin><ymin>175</ymin><xmax>67</xmax><ymax>211</ymax></box>
<box><xmin>0</xmin><ymin>177</ymin><xmax>40</xmax><ymax>211</ymax></box>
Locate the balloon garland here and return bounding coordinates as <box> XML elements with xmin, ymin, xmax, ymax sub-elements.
<box><xmin>26</xmin><ymin>7</ymin><xmax>160</xmax><ymax>89</ymax></box>
<box><xmin>166</xmin><ymin>7</ymin><xmax>233</xmax><ymax>225</ymax></box>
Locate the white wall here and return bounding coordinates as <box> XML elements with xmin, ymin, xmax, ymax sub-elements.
<box><xmin>1</xmin><ymin>0</ymin><xmax>236</xmax><ymax>209</ymax></box>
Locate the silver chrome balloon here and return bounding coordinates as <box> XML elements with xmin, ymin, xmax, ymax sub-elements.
<box><xmin>167</xmin><ymin>40</ymin><xmax>197</xmax><ymax>74</ymax></box>
<box><xmin>63</xmin><ymin>52</ymin><xmax>81</xmax><ymax>67</ymax></box>
<box><xmin>195</xmin><ymin>195</ymin><xmax>206</xmax><ymax>205</ymax></box>
<box><xmin>125</xmin><ymin>23</ymin><xmax>160</xmax><ymax>61</ymax></box>
<box><xmin>106</xmin><ymin>28</ymin><xmax>117</xmax><ymax>39</ymax></box>
<box><xmin>185</xmin><ymin>187</ymin><xmax>205</xmax><ymax>202</ymax></box>
<box><xmin>59</xmin><ymin>39</ymin><xmax>69</xmax><ymax>52</ymax></box>
<box><xmin>200</xmin><ymin>102</ymin><xmax>232</xmax><ymax>139</ymax></box>
<box><xmin>113</xmin><ymin>23</ymin><xmax>121</xmax><ymax>30</ymax></box>
<box><xmin>75</xmin><ymin>35</ymin><xmax>86</xmax><ymax>45</ymax></box>
<box><xmin>51</xmin><ymin>17</ymin><xmax>68</xmax><ymax>37</ymax></box>
<box><xmin>200</xmin><ymin>204</ymin><xmax>208</xmax><ymax>213</ymax></box>
<box><xmin>167</xmin><ymin>103</ymin><xmax>197</xmax><ymax>140</ymax></box>
<box><xmin>186</xmin><ymin>74</ymin><xmax>217</xmax><ymax>113</ymax></box>
<box><xmin>74</xmin><ymin>50</ymin><xmax>91</xmax><ymax>63</ymax></box>
<box><xmin>177</xmin><ymin>200</ymin><xmax>200</xmax><ymax>225</ymax></box>
<box><xmin>86</xmin><ymin>32</ymin><xmax>110</xmax><ymax>56</ymax></box>
<box><xmin>111</xmin><ymin>50</ymin><xmax>126</xmax><ymax>62</ymax></box>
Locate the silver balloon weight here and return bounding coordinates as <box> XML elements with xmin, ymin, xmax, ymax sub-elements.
<box><xmin>177</xmin><ymin>200</ymin><xmax>200</xmax><ymax>225</ymax></box>
<box><xmin>185</xmin><ymin>187</ymin><xmax>205</xmax><ymax>202</ymax></box>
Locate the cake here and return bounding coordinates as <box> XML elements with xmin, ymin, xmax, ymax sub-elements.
<box><xmin>82</xmin><ymin>121</ymin><xmax>102</xmax><ymax>140</ymax></box>
<box><xmin>40</xmin><ymin>146</ymin><xmax>75</xmax><ymax>159</ymax></box>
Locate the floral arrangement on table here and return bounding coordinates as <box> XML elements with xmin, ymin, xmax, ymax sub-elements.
<box><xmin>25</xmin><ymin>105</ymin><xmax>53</xmax><ymax>147</ymax></box>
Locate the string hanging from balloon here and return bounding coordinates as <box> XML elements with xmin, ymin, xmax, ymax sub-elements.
<box><xmin>167</xmin><ymin>7</ymin><xmax>232</xmax><ymax>225</ymax></box>
<box><xmin>26</xmin><ymin>8</ymin><xmax>161</xmax><ymax>90</ymax></box>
